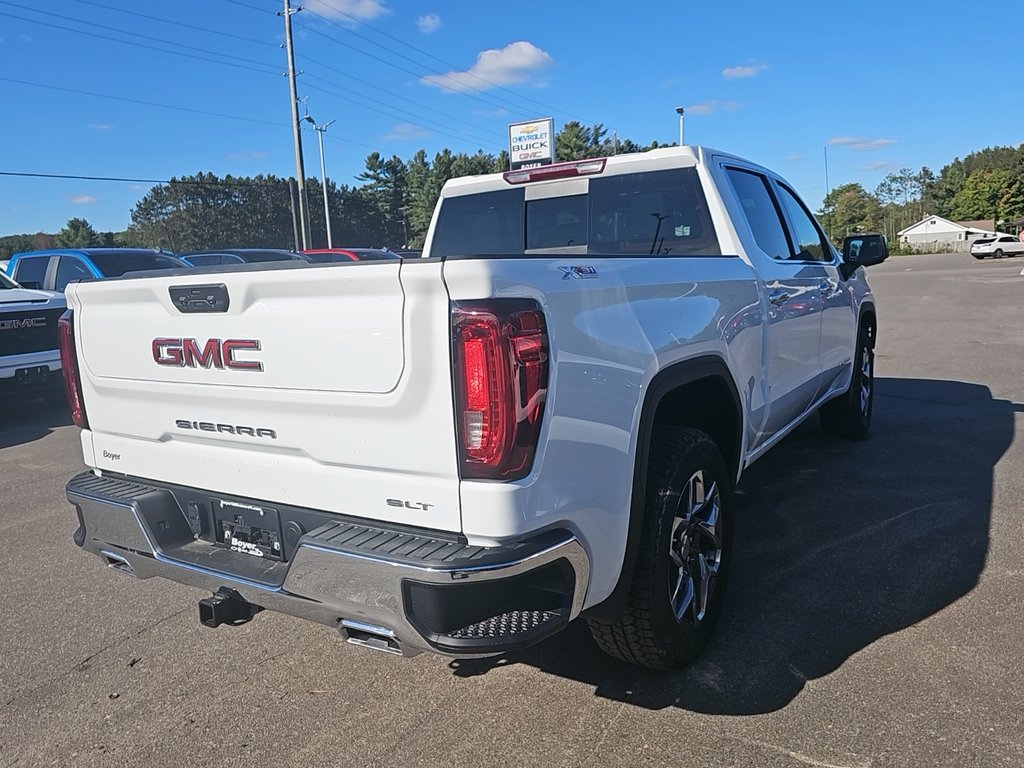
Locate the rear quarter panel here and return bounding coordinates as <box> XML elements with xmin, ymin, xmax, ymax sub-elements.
<box><xmin>443</xmin><ymin>255</ymin><xmax>762</xmax><ymax>606</ymax></box>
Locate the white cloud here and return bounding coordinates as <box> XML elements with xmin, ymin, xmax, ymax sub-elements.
<box><xmin>861</xmin><ymin>160</ymin><xmax>898</xmax><ymax>171</ymax></box>
<box><xmin>69</xmin><ymin>195</ymin><xmax>97</xmax><ymax>205</ymax></box>
<box><xmin>421</xmin><ymin>41</ymin><xmax>553</xmax><ymax>93</ymax></box>
<box><xmin>226</xmin><ymin>150</ymin><xmax>270</xmax><ymax>160</ymax></box>
<box><xmin>786</xmin><ymin>153</ymin><xmax>804</xmax><ymax>161</ymax></box>
<box><xmin>306</xmin><ymin>0</ymin><xmax>388</xmax><ymax>23</ymax></box>
<box><xmin>686</xmin><ymin>99</ymin><xmax>740</xmax><ymax>115</ymax></box>
<box><xmin>383</xmin><ymin>122</ymin><xmax>429</xmax><ymax>141</ymax></box>
<box><xmin>87</xmin><ymin>123</ymin><xmax>112</xmax><ymax>131</ymax></box>
<box><xmin>416</xmin><ymin>14</ymin><xmax>441</xmax><ymax>33</ymax></box>
<box><xmin>722</xmin><ymin>63</ymin><xmax>766</xmax><ymax>79</ymax></box>
<box><xmin>828</xmin><ymin>136</ymin><xmax>898</xmax><ymax>151</ymax></box>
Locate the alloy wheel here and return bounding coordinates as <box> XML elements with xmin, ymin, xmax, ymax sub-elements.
<box><xmin>668</xmin><ymin>470</ymin><xmax>723</xmax><ymax>624</ymax></box>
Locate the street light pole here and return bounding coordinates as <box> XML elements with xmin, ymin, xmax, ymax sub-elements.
<box><xmin>305</xmin><ymin>115</ymin><xmax>336</xmax><ymax>248</ymax></box>
<box><xmin>675</xmin><ymin>106</ymin><xmax>685</xmax><ymax>147</ymax></box>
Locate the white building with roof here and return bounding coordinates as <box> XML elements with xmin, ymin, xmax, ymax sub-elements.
<box><xmin>897</xmin><ymin>215</ymin><xmax>997</xmax><ymax>250</ymax></box>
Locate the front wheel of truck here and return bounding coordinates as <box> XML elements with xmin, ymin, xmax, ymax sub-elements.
<box><xmin>587</xmin><ymin>427</ymin><xmax>732</xmax><ymax>670</ymax></box>
<box><xmin>819</xmin><ymin>319</ymin><xmax>875</xmax><ymax>439</ymax></box>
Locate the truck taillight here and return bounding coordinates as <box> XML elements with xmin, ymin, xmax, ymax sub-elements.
<box><xmin>58</xmin><ymin>310</ymin><xmax>88</xmax><ymax>429</ymax></box>
<box><xmin>452</xmin><ymin>300</ymin><xmax>549</xmax><ymax>480</ymax></box>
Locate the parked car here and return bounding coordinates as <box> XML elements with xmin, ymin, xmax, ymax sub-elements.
<box><xmin>970</xmin><ymin>234</ymin><xmax>1024</xmax><ymax>259</ymax></box>
<box><xmin>302</xmin><ymin>248</ymin><xmax>402</xmax><ymax>263</ymax></box>
<box><xmin>181</xmin><ymin>249</ymin><xmax>307</xmax><ymax>266</ymax></box>
<box><xmin>61</xmin><ymin>146</ymin><xmax>887</xmax><ymax>670</ymax></box>
<box><xmin>0</xmin><ymin>269</ymin><xmax>66</xmax><ymax>406</ymax></box>
<box><xmin>6</xmin><ymin>248</ymin><xmax>189</xmax><ymax>292</ymax></box>
<box><xmin>392</xmin><ymin>249</ymin><xmax>423</xmax><ymax>259</ymax></box>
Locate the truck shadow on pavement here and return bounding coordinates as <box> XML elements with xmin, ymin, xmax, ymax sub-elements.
<box><xmin>449</xmin><ymin>377</ymin><xmax>1015</xmax><ymax>714</ymax></box>
<box><xmin>0</xmin><ymin>399</ymin><xmax>72</xmax><ymax>450</ymax></box>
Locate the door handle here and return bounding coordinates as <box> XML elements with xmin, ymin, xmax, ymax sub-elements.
<box><xmin>768</xmin><ymin>289</ymin><xmax>791</xmax><ymax>306</ymax></box>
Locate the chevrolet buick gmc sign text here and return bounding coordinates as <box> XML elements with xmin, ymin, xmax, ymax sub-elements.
<box><xmin>508</xmin><ymin>117</ymin><xmax>554</xmax><ymax>170</ymax></box>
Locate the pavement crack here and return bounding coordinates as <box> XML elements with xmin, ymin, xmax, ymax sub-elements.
<box><xmin>734</xmin><ymin>738</ymin><xmax>872</xmax><ymax>768</ymax></box>
<box><xmin>3</xmin><ymin>606</ymin><xmax>190</xmax><ymax>709</ymax></box>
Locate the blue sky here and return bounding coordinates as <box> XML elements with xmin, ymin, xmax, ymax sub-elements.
<box><xmin>1</xmin><ymin>0</ymin><xmax>1021</xmax><ymax>235</ymax></box>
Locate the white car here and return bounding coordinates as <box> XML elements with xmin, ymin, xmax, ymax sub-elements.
<box><xmin>970</xmin><ymin>234</ymin><xmax>1024</xmax><ymax>259</ymax></box>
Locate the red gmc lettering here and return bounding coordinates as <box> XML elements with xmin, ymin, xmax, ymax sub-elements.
<box><xmin>153</xmin><ymin>338</ymin><xmax>263</xmax><ymax>371</ymax></box>
<box><xmin>222</xmin><ymin>339</ymin><xmax>263</xmax><ymax>371</ymax></box>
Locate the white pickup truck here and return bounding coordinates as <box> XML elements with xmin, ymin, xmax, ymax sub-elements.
<box><xmin>63</xmin><ymin>147</ymin><xmax>887</xmax><ymax>670</ymax></box>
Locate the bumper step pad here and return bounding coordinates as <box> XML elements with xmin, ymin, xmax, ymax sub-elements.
<box><xmin>447</xmin><ymin>610</ymin><xmax>561</xmax><ymax>640</ymax></box>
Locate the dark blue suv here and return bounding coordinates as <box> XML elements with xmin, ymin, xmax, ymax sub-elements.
<box><xmin>6</xmin><ymin>248</ymin><xmax>189</xmax><ymax>292</ymax></box>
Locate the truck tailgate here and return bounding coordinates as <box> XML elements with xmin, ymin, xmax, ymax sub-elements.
<box><xmin>66</xmin><ymin>262</ymin><xmax>463</xmax><ymax>531</ymax></box>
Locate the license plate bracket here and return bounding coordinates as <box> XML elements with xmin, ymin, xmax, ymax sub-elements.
<box><xmin>15</xmin><ymin>366</ymin><xmax>49</xmax><ymax>386</ymax></box>
<box><xmin>211</xmin><ymin>497</ymin><xmax>284</xmax><ymax>561</ymax></box>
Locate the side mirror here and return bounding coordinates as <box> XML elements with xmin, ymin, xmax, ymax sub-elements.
<box><xmin>841</xmin><ymin>234</ymin><xmax>888</xmax><ymax>278</ymax></box>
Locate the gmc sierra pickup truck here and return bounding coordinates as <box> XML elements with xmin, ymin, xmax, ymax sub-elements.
<box><xmin>62</xmin><ymin>147</ymin><xmax>887</xmax><ymax>670</ymax></box>
<box><xmin>0</xmin><ymin>270</ymin><xmax>66</xmax><ymax>406</ymax></box>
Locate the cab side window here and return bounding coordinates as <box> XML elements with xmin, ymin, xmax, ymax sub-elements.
<box><xmin>13</xmin><ymin>256</ymin><xmax>50</xmax><ymax>288</ymax></box>
<box><xmin>54</xmin><ymin>256</ymin><xmax>93</xmax><ymax>291</ymax></box>
<box><xmin>775</xmin><ymin>184</ymin><xmax>831</xmax><ymax>262</ymax></box>
<box><xmin>725</xmin><ymin>168</ymin><xmax>791</xmax><ymax>261</ymax></box>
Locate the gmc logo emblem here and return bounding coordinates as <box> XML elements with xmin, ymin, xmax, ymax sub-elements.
<box><xmin>152</xmin><ymin>338</ymin><xmax>263</xmax><ymax>371</ymax></box>
<box><xmin>0</xmin><ymin>317</ymin><xmax>46</xmax><ymax>330</ymax></box>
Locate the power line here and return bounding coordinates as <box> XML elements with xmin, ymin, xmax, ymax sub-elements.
<box><xmin>223</xmin><ymin>0</ymin><xmax>277</xmax><ymax>15</ymax></box>
<box><xmin>0</xmin><ymin>171</ymin><xmax>285</xmax><ymax>187</ymax></box>
<box><xmin>64</xmin><ymin>0</ymin><xmax>279</xmax><ymax>49</ymax></box>
<box><xmin>298</xmin><ymin>54</ymin><xmax>506</xmax><ymax>147</ymax></box>
<box><xmin>302</xmin><ymin>76</ymin><xmax>500</xmax><ymax>151</ymax></box>
<box><xmin>4</xmin><ymin>4</ymin><xmax>502</xmax><ymax>152</ymax></box>
<box><xmin>0</xmin><ymin>9</ymin><xmax>281</xmax><ymax>77</ymax></box>
<box><xmin>300</xmin><ymin>0</ymin><xmax>592</xmax><ymax>124</ymax></box>
<box><xmin>294</xmin><ymin>21</ymin><xmax>518</xmax><ymax>118</ymax></box>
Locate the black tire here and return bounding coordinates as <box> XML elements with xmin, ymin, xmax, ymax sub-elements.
<box><xmin>971</xmin><ymin>253</ymin><xmax>985</xmax><ymax>260</ymax></box>
<box><xmin>819</xmin><ymin>320</ymin><xmax>875</xmax><ymax>439</ymax></box>
<box><xmin>587</xmin><ymin>427</ymin><xmax>731</xmax><ymax>670</ymax></box>
<box><xmin>995</xmin><ymin>248</ymin><xmax>1004</xmax><ymax>258</ymax></box>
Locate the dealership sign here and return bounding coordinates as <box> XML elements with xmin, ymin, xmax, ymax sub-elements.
<box><xmin>508</xmin><ymin>118</ymin><xmax>554</xmax><ymax>170</ymax></box>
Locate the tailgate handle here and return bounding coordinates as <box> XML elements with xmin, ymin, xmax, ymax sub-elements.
<box><xmin>169</xmin><ymin>284</ymin><xmax>230</xmax><ymax>313</ymax></box>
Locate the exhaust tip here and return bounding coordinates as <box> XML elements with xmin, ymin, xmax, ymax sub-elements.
<box><xmin>339</xmin><ymin>619</ymin><xmax>407</xmax><ymax>656</ymax></box>
<box><xmin>101</xmin><ymin>551</ymin><xmax>136</xmax><ymax>577</ymax></box>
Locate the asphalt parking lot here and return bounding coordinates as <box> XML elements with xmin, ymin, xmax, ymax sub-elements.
<box><xmin>2</xmin><ymin>251</ymin><xmax>1022</xmax><ymax>767</ymax></box>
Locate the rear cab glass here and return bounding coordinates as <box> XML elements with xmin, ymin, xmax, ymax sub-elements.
<box><xmin>431</xmin><ymin>167</ymin><xmax>720</xmax><ymax>257</ymax></box>
<box><xmin>87</xmin><ymin>250</ymin><xmax>184</xmax><ymax>277</ymax></box>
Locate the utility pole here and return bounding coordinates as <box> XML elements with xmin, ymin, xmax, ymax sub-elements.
<box><xmin>280</xmin><ymin>0</ymin><xmax>309</xmax><ymax>250</ymax></box>
<box><xmin>304</xmin><ymin>114</ymin><xmax>336</xmax><ymax>248</ymax></box>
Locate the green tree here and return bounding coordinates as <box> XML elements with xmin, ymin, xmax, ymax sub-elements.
<box><xmin>54</xmin><ymin>218</ymin><xmax>100</xmax><ymax>248</ymax></box>
<box><xmin>950</xmin><ymin>169</ymin><xmax>1014</xmax><ymax>220</ymax></box>
<box><xmin>820</xmin><ymin>183</ymin><xmax>883</xmax><ymax>243</ymax></box>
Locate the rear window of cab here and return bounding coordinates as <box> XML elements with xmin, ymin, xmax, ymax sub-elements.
<box><xmin>431</xmin><ymin>168</ymin><xmax>721</xmax><ymax>258</ymax></box>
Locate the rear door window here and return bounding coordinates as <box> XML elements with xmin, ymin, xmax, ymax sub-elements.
<box><xmin>13</xmin><ymin>255</ymin><xmax>51</xmax><ymax>288</ymax></box>
<box><xmin>54</xmin><ymin>256</ymin><xmax>94</xmax><ymax>291</ymax></box>
<box><xmin>725</xmin><ymin>168</ymin><xmax>792</xmax><ymax>261</ymax></box>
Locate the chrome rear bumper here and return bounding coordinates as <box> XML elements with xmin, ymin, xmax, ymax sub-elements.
<box><xmin>67</xmin><ymin>471</ymin><xmax>590</xmax><ymax>657</ymax></box>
